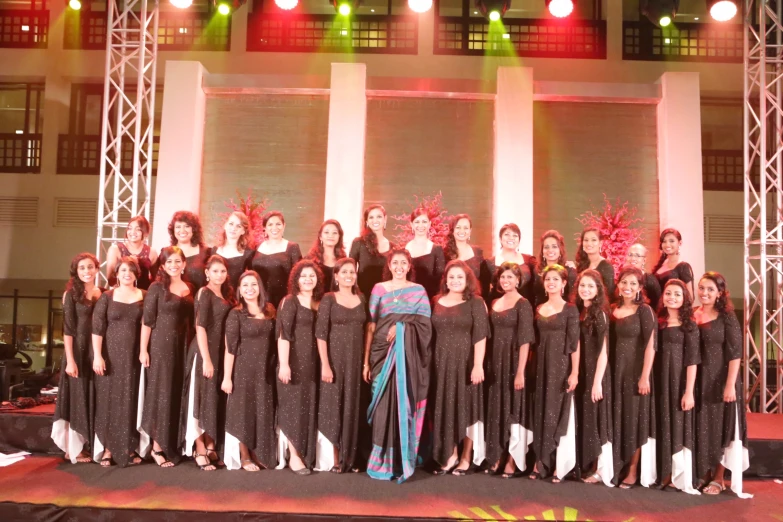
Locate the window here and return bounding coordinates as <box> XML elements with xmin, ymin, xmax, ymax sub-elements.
<box><xmin>0</xmin><ymin>83</ymin><xmax>44</xmax><ymax>173</ymax></box>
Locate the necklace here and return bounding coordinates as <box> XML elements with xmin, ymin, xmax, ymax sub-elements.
<box><xmin>392</xmin><ymin>286</ymin><xmax>403</xmax><ymax>303</ymax></box>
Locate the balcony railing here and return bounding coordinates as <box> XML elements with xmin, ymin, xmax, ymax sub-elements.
<box><xmin>435</xmin><ymin>17</ymin><xmax>606</xmax><ymax>58</ymax></box>
<box><xmin>247</xmin><ymin>13</ymin><xmax>417</xmax><ymax>54</ymax></box>
<box><xmin>57</xmin><ymin>134</ymin><xmax>159</xmax><ymax>175</ymax></box>
<box><xmin>623</xmin><ymin>20</ymin><xmax>742</xmax><ymax>63</ymax></box>
<box><xmin>0</xmin><ymin>133</ymin><xmax>42</xmax><ymax>174</ymax></box>
<box><xmin>0</xmin><ymin>9</ymin><xmax>48</xmax><ymax>48</ymax></box>
<box><xmin>64</xmin><ymin>9</ymin><xmax>230</xmax><ymax>51</ymax></box>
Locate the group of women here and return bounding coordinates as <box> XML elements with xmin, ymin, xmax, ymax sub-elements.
<box><xmin>49</xmin><ymin>205</ymin><xmax>750</xmax><ymax>499</ymax></box>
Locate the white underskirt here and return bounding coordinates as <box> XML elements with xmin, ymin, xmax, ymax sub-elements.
<box><xmin>640</xmin><ymin>437</ymin><xmax>658</xmax><ymax>488</ymax></box>
<box><xmin>50</xmin><ymin>419</ymin><xmax>87</xmax><ymax>463</ymax></box>
<box><xmin>135</xmin><ymin>367</ymin><xmax>150</xmax><ymax>458</ymax></box>
<box><xmin>182</xmin><ymin>353</ymin><xmax>203</xmax><ymax>457</ymax></box>
<box><xmin>275</xmin><ymin>427</ymin><xmax>289</xmax><ymax>469</ymax></box>
<box><xmin>597</xmin><ymin>441</ymin><xmax>615</xmax><ymax>487</ymax></box>
<box><xmin>508</xmin><ymin>423</ymin><xmax>533</xmax><ymax>472</ymax></box>
<box><xmin>672</xmin><ymin>447</ymin><xmax>700</xmax><ymax>494</ymax></box>
<box><xmin>555</xmin><ymin>396</ymin><xmax>577</xmax><ymax>480</ymax></box>
<box><xmin>224</xmin><ymin>431</ymin><xmax>242</xmax><ymax>470</ymax></box>
<box><xmin>466</xmin><ymin>420</ymin><xmax>486</xmax><ymax>466</ymax></box>
<box><xmin>720</xmin><ymin>409</ymin><xmax>753</xmax><ymax>499</ymax></box>
<box><xmin>314</xmin><ymin>430</ymin><xmax>336</xmax><ymax>471</ymax></box>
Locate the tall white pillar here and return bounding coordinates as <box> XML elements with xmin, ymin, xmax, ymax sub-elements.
<box><xmin>152</xmin><ymin>61</ymin><xmax>209</xmax><ymax>251</ymax></box>
<box><xmin>494</xmin><ymin>67</ymin><xmax>535</xmax><ymax>254</ymax></box>
<box><xmin>323</xmin><ymin>63</ymin><xmax>367</xmax><ymax>244</ymax></box>
<box><xmin>656</xmin><ymin>72</ymin><xmax>705</xmax><ymax>280</ymax></box>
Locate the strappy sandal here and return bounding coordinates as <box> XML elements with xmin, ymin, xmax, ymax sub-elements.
<box><xmin>451</xmin><ymin>466</ymin><xmax>470</xmax><ymax>476</ymax></box>
<box><xmin>128</xmin><ymin>451</ymin><xmax>143</xmax><ymax>466</ymax></box>
<box><xmin>702</xmin><ymin>481</ymin><xmax>725</xmax><ymax>495</ymax></box>
<box><xmin>349</xmin><ymin>467</ymin><xmax>361</xmax><ymax>473</ymax></box>
<box><xmin>100</xmin><ymin>456</ymin><xmax>114</xmax><ymax>467</ymax></box>
<box><xmin>241</xmin><ymin>459</ymin><xmax>260</xmax><ymax>472</ymax></box>
<box><xmin>206</xmin><ymin>447</ymin><xmax>225</xmax><ymax>468</ymax></box>
<box><xmin>619</xmin><ymin>480</ymin><xmax>636</xmax><ymax>490</ymax></box>
<box><xmin>501</xmin><ymin>470</ymin><xmax>521</xmax><ymax>479</ymax></box>
<box><xmin>528</xmin><ymin>471</ymin><xmax>541</xmax><ymax>480</ymax></box>
<box><xmin>330</xmin><ymin>465</ymin><xmax>343</xmax><ymax>474</ymax></box>
<box><xmin>151</xmin><ymin>449</ymin><xmax>174</xmax><ymax>468</ymax></box>
<box><xmin>582</xmin><ymin>472</ymin><xmax>602</xmax><ymax>484</ymax></box>
<box><xmin>194</xmin><ymin>452</ymin><xmax>216</xmax><ymax>471</ymax></box>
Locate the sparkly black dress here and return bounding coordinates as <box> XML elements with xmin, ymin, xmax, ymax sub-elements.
<box><xmin>654</xmin><ymin>262</ymin><xmax>694</xmax><ymax>295</ymax></box>
<box><xmin>224</xmin><ymin>309</ymin><xmax>277</xmax><ymax>469</ymax></box>
<box><xmin>532</xmin><ymin>303</ymin><xmax>580</xmax><ymax>477</ymax></box>
<box><xmin>658</xmin><ymin>324</ymin><xmax>700</xmax><ymax>489</ymax></box>
<box><xmin>532</xmin><ymin>265</ymin><xmax>577</xmax><ymax>309</ymax></box>
<box><xmin>276</xmin><ymin>295</ymin><xmax>319</xmax><ymax>468</ymax></box>
<box><xmin>183</xmin><ymin>246</ymin><xmax>210</xmax><ymax>291</ymax></box>
<box><xmin>431</xmin><ymin>297</ymin><xmax>489</xmax><ymax>467</ymax></box>
<box><xmin>642</xmin><ymin>273</ymin><xmax>662</xmax><ymax>312</ymax></box>
<box><xmin>91</xmin><ymin>290</ymin><xmax>145</xmax><ymax>467</ymax></box>
<box><xmin>111</xmin><ymin>243</ymin><xmax>155</xmax><ymax>290</ymax></box>
<box><xmin>210</xmin><ymin>248</ymin><xmax>254</xmax><ymax>291</ymax></box>
<box><xmin>594</xmin><ymin>260</ymin><xmax>616</xmax><ymax>299</ymax></box>
<box><xmin>695</xmin><ymin>313</ymin><xmax>747</xmax><ymax>480</ymax></box>
<box><xmin>315</xmin><ymin>292</ymin><xmax>367</xmax><ymax>472</ymax></box>
<box><xmin>486</xmin><ymin>254</ymin><xmax>536</xmax><ymax>304</ymax></box>
<box><xmin>180</xmin><ymin>288</ymin><xmax>232</xmax><ymax>453</ymax></box>
<box><xmin>251</xmin><ymin>242</ymin><xmax>303</xmax><ymax>309</ymax></box>
<box><xmin>485</xmin><ymin>298</ymin><xmax>535</xmax><ymax>468</ymax></box>
<box><xmin>319</xmin><ymin>263</ymin><xmax>336</xmax><ymax>293</ymax></box>
<box><xmin>611</xmin><ymin>304</ymin><xmax>657</xmax><ymax>485</ymax></box>
<box><xmin>139</xmin><ymin>282</ymin><xmax>193</xmax><ymax>462</ymax></box>
<box><xmin>52</xmin><ymin>290</ymin><xmax>100</xmax><ymax>459</ymax></box>
<box><xmin>350</xmin><ymin>238</ymin><xmax>388</xmax><ymax>301</ymax></box>
<box><xmin>411</xmin><ymin>245</ymin><xmax>446</xmax><ymax>300</ymax></box>
<box><xmin>577</xmin><ymin>310</ymin><xmax>613</xmax><ymax>474</ymax></box>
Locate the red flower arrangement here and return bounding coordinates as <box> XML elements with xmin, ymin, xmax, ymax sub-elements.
<box><xmin>392</xmin><ymin>192</ymin><xmax>452</xmax><ymax>247</ymax></box>
<box><xmin>577</xmin><ymin>195</ymin><xmax>644</xmax><ymax>273</ymax></box>
<box><xmin>216</xmin><ymin>189</ymin><xmax>270</xmax><ymax>250</ymax></box>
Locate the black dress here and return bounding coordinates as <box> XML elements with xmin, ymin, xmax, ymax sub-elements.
<box><xmin>276</xmin><ymin>295</ymin><xmax>319</xmax><ymax>468</ymax></box>
<box><xmin>180</xmin><ymin>288</ymin><xmax>232</xmax><ymax>453</ymax></box>
<box><xmin>431</xmin><ymin>297</ymin><xmax>489</xmax><ymax>467</ymax></box>
<box><xmin>52</xmin><ymin>290</ymin><xmax>99</xmax><ymax>460</ymax></box>
<box><xmin>211</xmin><ymin>248</ymin><xmax>254</xmax><ymax>291</ymax></box>
<box><xmin>655</xmin><ymin>262</ymin><xmax>694</xmax><ymax>294</ymax></box>
<box><xmin>532</xmin><ymin>303</ymin><xmax>580</xmax><ymax>478</ymax></box>
<box><xmin>533</xmin><ymin>265</ymin><xmax>577</xmax><ymax>309</ymax></box>
<box><xmin>315</xmin><ymin>293</ymin><xmax>367</xmax><ymax>471</ymax></box>
<box><xmin>224</xmin><ymin>309</ymin><xmax>277</xmax><ymax>469</ymax></box>
<box><xmin>350</xmin><ymin>238</ymin><xmax>388</xmax><ymax>301</ymax></box>
<box><xmin>91</xmin><ymin>290</ymin><xmax>145</xmax><ymax>467</ymax></box>
<box><xmin>111</xmin><ymin>243</ymin><xmax>155</xmax><ymax>290</ymax></box>
<box><xmin>594</xmin><ymin>259</ymin><xmax>616</xmax><ymax>299</ymax></box>
<box><xmin>139</xmin><ymin>282</ymin><xmax>193</xmax><ymax>462</ymax></box>
<box><xmin>695</xmin><ymin>313</ymin><xmax>749</xmax><ymax>490</ymax></box>
<box><xmin>251</xmin><ymin>242</ymin><xmax>303</xmax><ymax>309</ymax></box>
<box><xmin>611</xmin><ymin>304</ymin><xmax>657</xmax><ymax>486</ymax></box>
<box><xmin>658</xmin><ymin>324</ymin><xmax>700</xmax><ymax>493</ymax></box>
<box><xmin>319</xmin><ymin>263</ymin><xmax>336</xmax><ymax>293</ymax></box>
<box><xmin>183</xmin><ymin>246</ymin><xmax>210</xmax><ymax>291</ymax></box>
<box><xmin>643</xmin><ymin>273</ymin><xmax>662</xmax><ymax>312</ymax></box>
<box><xmin>485</xmin><ymin>298</ymin><xmax>535</xmax><ymax>469</ymax></box>
<box><xmin>459</xmin><ymin>247</ymin><xmax>493</xmax><ymax>299</ymax></box>
<box><xmin>578</xmin><ymin>310</ymin><xmax>613</xmax><ymax>479</ymax></box>
<box><xmin>411</xmin><ymin>245</ymin><xmax>446</xmax><ymax>300</ymax></box>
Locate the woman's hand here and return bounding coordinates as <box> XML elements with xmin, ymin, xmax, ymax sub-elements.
<box><xmin>471</xmin><ymin>365</ymin><xmax>484</xmax><ymax>385</ymax></box>
<box><xmin>363</xmin><ymin>364</ymin><xmax>371</xmax><ymax>384</ymax></box>
<box><xmin>221</xmin><ymin>379</ymin><xmax>233</xmax><ymax>395</ymax></box>
<box><xmin>278</xmin><ymin>364</ymin><xmax>291</xmax><ymax>384</ymax></box>
<box><xmin>723</xmin><ymin>384</ymin><xmax>737</xmax><ymax>403</ymax></box>
<box><xmin>139</xmin><ymin>351</ymin><xmax>150</xmax><ymax>368</ymax></box>
<box><xmin>202</xmin><ymin>358</ymin><xmax>214</xmax><ymax>379</ymax></box>
<box><xmin>386</xmin><ymin>327</ymin><xmax>397</xmax><ymax>344</ymax></box>
<box><xmin>565</xmin><ymin>261</ymin><xmax>577</xmax><ymax>270</ymax></box>
<box><xmin>513</xmin><ymin>371</ymin><xmax>525</xmax><ymax>390</ymax></box>
<box><xmin>65</xmin><ymin>359</ymin><xmax>79</xmax><ymax>378</ymax></box>
<box><xmin>681</xmin><ymin>391</ymin><xmax>695</xmax><ymax>411</ymax></box>
<box><xmin>591</xmin><ymin>382</ymin><xmax>603</xmax><ymax>403</ymax></box>
<box><xmin>93</xmin><ymin>356</ymin><xmax>106</xmax><ymax>376</ymax></box>
<box><xmin>638</xmin><ymin>376</ymin><xmax>651</xmax><ymax>396</ymax></box>
<box><xmin>321</xmin><ymin>364</ymin><xmax>334</xmax><ymax>384</ymax></box>
<box><xmin>567</xmin><ymin>372</ymin><xmax>578</xmax><ymax>392</ymax></box>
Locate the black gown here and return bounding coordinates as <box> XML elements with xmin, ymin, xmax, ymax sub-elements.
<box><xmin>485</xmin><ymin>298</ymin><xmax>535</xmax><ymax>468</ymax></box>
<box><xmin>695</xmin><ymin>313</ymin><xmax>747</xmax><ymax>481</ymax></box>
<box><xmin>183</xmin><ymin>246</ymin><xmax>210</xmax><ymax>291</ymax></box>
<box><xmin>654</xmin><ymin>262</ymin><xmax>694</xmax><ymax>295</ymax></box>
<box><xmin>611</xmin><ymin>304</ymin><xmax>657</xmax><ymax>485</ymax></box>
<box><xmin>643</xmin><ymin>273</ymin><xmax>662</xmax><ymax>312</ymax></box>
<box><xmin>594</xmin><ymin>259</ymin><xmax>616</xmax><ymax>299</ymax></box>
<box><xmin>431</xmin><ymin>297</ymin><xmax>489</xmax><ymax>467</ymax></box>
<box><xmin>110</xmin><ymin>243</ymin><xmax>155</xmax><ymax>290</ymax></box>
<box><xmin>411</xmin><ymin>245</ymin><xmax>446</xmax><ymax>300</ymax></box>
<box><xmin>315</xmin><ymin>293</ymin><xmax>367</xmax><ymax>471</ymax></box>
<box><xmin>92</xmin><ymin>290</ymin><xmax>145</xmax><ymax>467</ymax></box>
<box><xmin>210</xmin><ymin>248</ymin><xmax>254</xmax><ymax>291</ymax></box>
<box><xmin>658</xmin><ymin>324</ymin><xmax>700</xmax><ymax>490</ymax></box>
<box><xmin>486</xmin><ymin>253</ymin><xmax>536</xmax><ymax>304</ymax></box>
<box><xmin>532</xmin><ymin>303</ymin><xmax>580</xmax><ymax>477</ymax></box>
<box><xmin>578</xmin><ymin>310</ymin><xmax>613</xmax><ymax>474</ymax></box>
<box><xmin>458</xmin><ymin>247</ymin><xmax>493</xmax><ymax>299</ymax></box>
<box><xmin>52</xmin><ymin>290</ymin><xmax>99</xmax><ymax>459</ymax></box>
<box><xmin>319</xmin><ymin>263</ymin><xmax>336</xmax><ymax>293</ymax></box>
<box><xmin>276</xmin><ymin>295</ymin><xmax>319</xmax><ymax>468</ymax></box>
<box><xmin>251</xmin><ymin>242</ymin><xmax>303</xmax><ymax>309</ymax></box>
<box><xmin>350</xmin><ymin>238</ymin><xmax>388</xmax><ymax>301</ymax></box>
<box><xmin>140</xmin><ymin>282</ymin><xmax>193</xmax><ymax>462</ymax></box>
<box><xmin>180</xmin><ymin>288</ymin><xmax>232</xmax><ymax>453</ymax></box>
<box><xmin>533</xmin><ymin>265</ymin><xmax>577</xmax><ymax>309</ymax></box>
<box><xmin>224</xmin><ymin>309</ymin><xmax>277</xmax><ymax>468</ymax></box>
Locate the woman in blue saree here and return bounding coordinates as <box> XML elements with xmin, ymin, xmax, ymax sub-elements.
<box><xmin>363</xmin><ymin>248</ymin><xmax>432</xmax><ymax>483</ymax></box>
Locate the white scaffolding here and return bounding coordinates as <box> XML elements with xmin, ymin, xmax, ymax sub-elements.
<box><xmin>96</xmin><ymin>0</ymin><xmax>159</xmax><ymax>283</ymax></box>
<box><xmin>745</xmin><ymin>0</ymin><xmax>783</xmax><ymax>413</ymax></box>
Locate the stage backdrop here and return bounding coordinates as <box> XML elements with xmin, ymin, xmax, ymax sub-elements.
<box><xmin>200</xmin><ymin>94</ymin><xmax>329</xmax><ymax>247</ymax></box>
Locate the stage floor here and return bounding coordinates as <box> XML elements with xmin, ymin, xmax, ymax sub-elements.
<box><xmin>0</xmin><ymin>456</ymin><xmax>778</xmax><ymax>521</ymax></box>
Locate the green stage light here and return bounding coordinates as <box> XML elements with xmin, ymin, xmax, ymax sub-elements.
<box><xmin>338</xmin><ymin>3</ymin><xmax>351</xmax><ymax>15</ymax></box>
<box><xmin>488</xmin><ymin>10</ymin><xmax>500</xmax><ymax>21</ymax></box>
<box><xmin>217</xmin><ymin>2</ymin><xmax>230</xmax><ymax>14</ymax></box>
<box><xmin>659</xmin><ymin>15</ymin><xmax>672</xmax><ymax>26</ymax></box>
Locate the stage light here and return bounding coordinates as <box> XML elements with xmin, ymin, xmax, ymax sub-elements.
<box><xmin>475</xmin><ymin>0</ymin><xmax>511</xmax><ymax>21</ymax></box>
<box><xmin>546</xmin><ymin>0</ymin><xmax>573</xmax><ymax>18</ymax></box>
<box><xmin>408</xmin><ymin>0</ymin><xmax>432</xmax><ymax>13</ymax></box>
<box><xmin>708</xmin><ymin>0</ymin><xmax>737</xmax><ymax>21</ymax></box>
<box><xmin>217</xmin><ymin>2</ymin><xmax>231</xmax><ymax>14</ymax></box>
<box><xmin>640</xmin><ymin>0</ymin><xmax>678</xmax><ymax>28</ymax></box>
<box><xmin>170</xmin><ymin>0</ymin><xmax>193</xmax><ymax>8</ymax></box>
<box><xmin>275</xmin><ymin>0</ymin><xmax>298</xmax><ymax>9</ymax></box>
<box><xmin>68</xmin><ymin>0</ymin><xmax>81</xmax><ymax>10</ymax></box>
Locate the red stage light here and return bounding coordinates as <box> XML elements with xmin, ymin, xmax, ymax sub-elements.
<box><xmin>547</xmin><ymin>0</ymin><xmax>574</xmax><ymax>18</ymax></box>
<box><xmin>275</xmin><ymin>0</ymin><xmax>298</xmax><ymax>10</ymax></box>
<box><xmin>408</xmin><ymin>0</ymin><xmax>433</xmax><ymax>13</ymax></box>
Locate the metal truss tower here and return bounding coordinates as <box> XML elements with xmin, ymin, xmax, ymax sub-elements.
<box><xmin>96</xmin><ymin>0</ymin><xmax>159</xmax><ymax>283</ymax></box>
<box><xmin>745</xmin><ymin>0</ymin><xmax>783</xmax><ymax>413</ymax></box>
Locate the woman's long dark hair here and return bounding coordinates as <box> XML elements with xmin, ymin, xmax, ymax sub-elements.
<box><xmin>445</xmin><ymin>213</ymin><xmax>472</xmax><ymax>261</ymax></box>
<box><xmin>288</xmin><ymin>259</ymin><xmax>325</xmax><ymax>302</ymax></box>
<box><xmin>205</xmin><ymin>254</ymin><xmax>236</xmax><ymax>306</ymax></box>
<box><xmin>381</xmin><ymin>247</ymin><xmax>415</xmax><ymax>282</ymax></box>
<box><xmin>651</xmin><ymin>228</ymin><xmax>682</xmax><ymax>275</ymax></box>
<box><xmin>65</xmin><ymin>252</ymin><xmax>99</xmax><ymax>304</ymax></box>
<box><xmin>614</xmin><ymin>265</ymin><xmax>648</xmax><ymax>306</ymax></box>
<box><xmin>539</xmin><ymin>229</ymin><xmax>567</xmax><ymax>266</ymax></box>
<box><xmin>575</xmin><ymin>226</ymin><xmax>602</xmax><ymax>273</ymax></box>
<box><xmin>359</xmin><ymin>204</ymin><xmax>386</xmax><ymax>256</ymax></box>
<box><xmin>167</xmin><ymin>210</ymin><xmax>205</xmax><ymax>248</ymax></box>
<box><xmin>435</xmin><ymin>259</ymin><xmax>481</xmax><ymax>302</ymax></box>
<box><xmin>332</xmin><ymin>257</ymin><xmax>360</xmax><ymax>294</ymax></box>
<box><xmin>659</xmin><ymin>279</ymin><xmax>696</xmax><ymax>332</ymax></box>
<box><xmin>575</xmin><ymin>269</ymin><xmax>610</xmax><ymax>335</ymax></box>
<box><xmin>699</xmin><ymin>271</ymin><xmax>734</xmax><ymax>318</ymax></box>
<box><xmin>236</xmin><ymin>270</ymin><xmax>275</xmax><ymax>319</ymax></box>
<box><xmin>307</xmin><ymin>219</ymin><xmax>346</xmax><ymax>265</ymax></box>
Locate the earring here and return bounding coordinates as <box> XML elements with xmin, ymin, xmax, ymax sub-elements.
<box><xmin>206</xmin><ymin>276</ymin><xmax>210</xmax><ymax>282</ymax></box>
<box><xmin>561</xmin><ymin>287</ymin><xmax>565</xmax><ymax>296</ymax></box>
<box><xmin>133</xmin><ymin>280</ymin><xmax>138</xmax><ymax>287</ymax></box>
<box><xmin>181</xmin><ymin>270</ymin><xmax>185</xmax><ymax>274</ymax></box>
<box><xmin>636</xmin><ymin>291</ymin><xmax>641</xmax><ymax>301</ymax></box>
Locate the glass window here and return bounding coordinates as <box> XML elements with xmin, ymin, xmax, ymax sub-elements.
<box><xmin>0</xmin><ymin>83</ymin><xmax>44</xmax><ymax>135</ymax></box>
